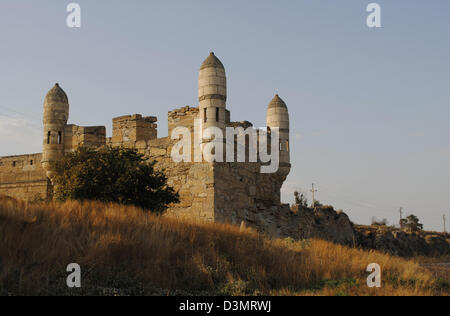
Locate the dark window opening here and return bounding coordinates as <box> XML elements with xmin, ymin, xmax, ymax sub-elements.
<box><xmin>216</xmin><ymin>107</ymin><xmax>219</xmax><ymax>122</ymax></box>
<box><xmin>47</xmin><ymin>131</ymin><xmax>51</xmax><ymax>144</ymax></box>
<box><xmin>30</xmin><ymin>160</ymin><xmax>33</xmax><ymax>166</ymax></box>
<box><xmin>58</xmin><ymin>131</ymin><xmax>62</xmax><ymax>145</ymax></box>
<box><xmin>204</xmin><ymin>108</ymin><xmax>207</xmax><ymax>123</ymax></box>
<box><xmin>12</xmin><ymin>161</ymin><xmax>16</xmax><ymax>167</ymax></box>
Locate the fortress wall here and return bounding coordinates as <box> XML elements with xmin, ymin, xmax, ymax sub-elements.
<box><xmin>168</xmin><ymin>106</ymin><xmax>199</xmax><ymax>137</ymax></box>
<box><xmin>145</xmin><ymin>137</ymin><xmax>214</xmax><ymax>221</ymax></box>
<box><xmin>112</xmin><ymin>114</ymin><xmax>157</xmax><ymax>147</ymax></box>
<box><xmin>213</xmin><ymin>161</ymin><xmax>355</xmax><ymax>243</ymax></box>
<box><xmin>213</xmin><ymin>162</ymin><xmax>285</xmax><ymax>225</ymax></box>
<box><xmin>0</xmin><ymin>154</ymin><xmax>50</xmax><ymax>201</ymax></box>
<box><xmin>107</xmin><ymin>130</ymin><xmax>215</xmax><ymax>221</ymax></box>
<box><xmin>65</xmin><ymin>124</ymin><xmax>106</xmax><ymax>152</ymax></box>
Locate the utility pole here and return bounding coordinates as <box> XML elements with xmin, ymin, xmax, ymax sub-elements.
<box><xmin>444</xmin><ymin>215</ymin><xmax>447</xmax><ymax>234</ymax></box>
<box><xmin>399</xmin><ymin>207</ymin><xmax>403</xmax><ymax>230</ymax></box>
<box><xmin>310</xmin><ymin>183</ymin><xmax>318</xmax><ymax>208</ymax></box>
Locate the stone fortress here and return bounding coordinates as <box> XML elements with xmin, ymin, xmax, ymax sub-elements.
<box><xmin>0</xmin><ymin>52</ymin><xmax>355</xmax><ymax>242</ymax></box>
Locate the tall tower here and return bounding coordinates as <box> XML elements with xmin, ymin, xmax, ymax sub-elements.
<box><xmin>266</xmin><ymin>94</ymin><xmax>291</xmax><ymax>179</ymax></box>
<box><xmin>41</xmin><ymin>83</ymin><xmax>69</xmax><ymax>181</ymax></box>
<box><xmin>198</xmin><ymin>52</ymin><xmax>227</xmax><ymax>137</ymax></box>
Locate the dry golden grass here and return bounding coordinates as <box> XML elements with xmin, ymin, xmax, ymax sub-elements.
<box><xmin>0</xmin><ymin>197</ymin><xmax>447</xmax><ymax>296</ymax></box>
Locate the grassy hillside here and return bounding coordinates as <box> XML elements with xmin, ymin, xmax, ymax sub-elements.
<box><xmin>0</xmin><ymin>197</ymin><xmax>447</xmax><ymax>296</ymax></box>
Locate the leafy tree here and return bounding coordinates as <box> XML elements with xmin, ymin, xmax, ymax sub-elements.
<box><xmin>400</xmin><ymin>214</ymin><xmax>423</xmax><ymax>233</ymax></box>
<box><xmin>294</xmin><ymin>191</ymin><xmax>308</xmax><ymax>207</ymax></box>
<box><xmin>51</xmin><ymin>147</ymin><xmax>179</xmax><ymax>214</ymax></box>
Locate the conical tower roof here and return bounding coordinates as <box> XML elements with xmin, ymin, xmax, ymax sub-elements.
<box><xmin>45</xmin><ymin>83</ymin><xmax>68</xmax><ymax>104</ymax></box>
<box><xmin>268</xmin><ymin>94</ymin><xmax>287</xmax><ymax>109</ymax></box>
<box><xmin>200</xmin><ymin>52</ymin><xmax>225</xmax><ymax>70</ymax></box>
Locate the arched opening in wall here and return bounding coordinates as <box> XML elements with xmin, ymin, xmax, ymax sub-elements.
<box><xmin>216</xmin><ymin>107</ymin><xmax>219</xmax><ymax>122</ymax></box>
<box><xmin>47</xmin><ymin>131</ymin><xmax>51</xmax><ymax>144</ymax></box>
<box><xmin>58</xmin><ymin>132</ymin><xmax>62</xmax><ymax>145</ymax></box>
<box><xmin>204</xmin><ymin>108</ymin><xmax>207</xmax><ymax>123</ymax></box>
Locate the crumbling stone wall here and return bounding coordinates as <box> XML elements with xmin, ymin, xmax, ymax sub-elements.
<box><xmin>65</xmin><ymin>125</ymin><xmax>106</xmax><ymax>152</ymax></box>
<box><xmin>168</xmin><ymin>106</ymin><xmax>199</xmax><ymax>137</ymax></box>
<box><xmin>0</xmin><ymin>154</ymin><xmax>50</xmax><ymax>202</ymax></box>
<box><xmin>112</xmin><ymin>114</ymin><xmax>157</xmax><ymax>147</ymax></box>
<box><xmin>213</xmin><ymin>162</ymin><xmax>356</xmax><ymax>244</ymax></box>
<box><xmin>213</xmin><ymin>162</ymin><xmax>283</xmax><ymax>223</ymax></box>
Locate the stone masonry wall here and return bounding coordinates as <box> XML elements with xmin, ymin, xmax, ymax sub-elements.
<box><xmin>108</xmin><ymin>131</ymin><xmax>216</xmax><ymax>222</ymax></box>
<box><xmin>65</xmin><ymin>124</ymin><xmax>106</xmax><ymax>152</ymax></box>
<box><xmin>112</xmin><ymin>114</ymin><xmax>157</xmax><ymax>147</ymax></box>
<box><xmin>213</xmin><ymin>162</ymin><xmax>288</xmax><ymax>234</ymax></box>
<box><xmin>0</xmin><ymin>154</ymin><xmax>50</xmax><ymax>202</ymax></box>
<box><xmin>168</xmin><ymin>106</ymin><xmax>199</xmax><ymax>137</ymax></box>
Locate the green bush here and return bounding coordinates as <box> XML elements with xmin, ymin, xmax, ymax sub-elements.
<box><xmin>51</xmin><ymin>147</ymin><xmax>179</xmax><ymax>213</ymax></box>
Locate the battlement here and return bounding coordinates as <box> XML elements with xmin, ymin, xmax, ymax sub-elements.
<box><xmin>168</xmin><ymin>106</ymin><xmax>199</xmax><ymax>136</ymax></box>
<box><xmin>112</xmin><ymin>114</ymin><xmax>158</xmax><ymax>146</ymax></box>
<box><xmin>65</xmin><ymin>124</ymin><xmax>106</xmax><ymax>152</ymax></box>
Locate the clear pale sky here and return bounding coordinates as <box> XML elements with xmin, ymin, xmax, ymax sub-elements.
<box><xmin>0</xmin><ymin>1</ymin><xmax>449</xmax><ymax>231</ymax></box>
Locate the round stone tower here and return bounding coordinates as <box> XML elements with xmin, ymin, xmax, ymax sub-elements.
<box><xmin>41</xmin><ymin>83</ymin><xmax>69</xmax><ymax>181</ymax></box>
<box><xmin>198</xmin><ymin>52</ymin><xmax>227</xmax><ymax>137</ymax></box>
<box><xmin>266</xmin><ymin>94</ymin><xmax>291</xmax><ymax>178</ymax></box>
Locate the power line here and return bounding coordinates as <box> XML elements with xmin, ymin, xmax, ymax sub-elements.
<box><xmin>0</xmin><ymin>105</ymin><xmax>41</xmax><ymax>122</ymax></box>
<box><xmin>0</xmin><ymin>107</ymin><xmax>42</xmax><ymax>131</ymax></box>
<box><xmin>318</xmin><ymin>185</ymin><xmax>395</xmax><ymax>214</ymax></box>
<box><xmin>287</xmin><ymin>182</ymin><xmax>438</xmax><ymax>230</ymax></box>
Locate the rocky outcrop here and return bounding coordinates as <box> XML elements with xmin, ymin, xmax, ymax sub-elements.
<box><xmin>242</xmin><ymin>204</ymin><xmax>357</xmax><ymax>246</ymax></box>
<box><xmin>291</xmin><ymin>206</ymin><xmax>356</xmax><ymax>245</ymax></box>
<box><xmin>356</xmin><ymin>226</ymin><xmax>450</xmax><ymax>257</ymax></box>
<box><xmin>247</xmin><ymin>204</ymin><xmax>450</xmax><ymax>258</ymax></box>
